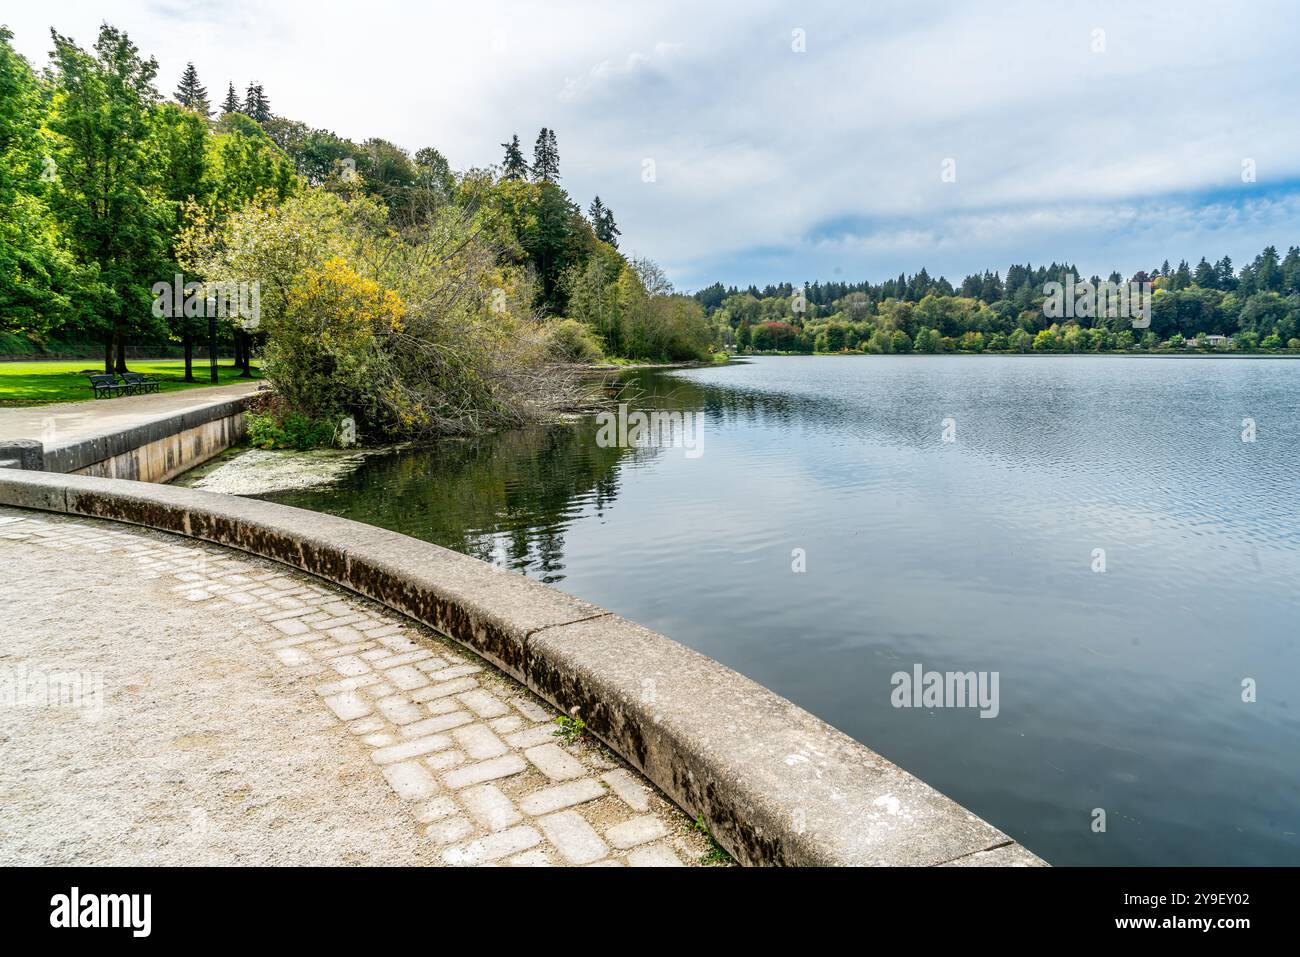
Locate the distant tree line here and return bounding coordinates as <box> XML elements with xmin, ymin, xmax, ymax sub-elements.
<box><xmin>697</xmin><ymin>249</ymin><xmax>1300</xmax><ymax>354</ymax></box>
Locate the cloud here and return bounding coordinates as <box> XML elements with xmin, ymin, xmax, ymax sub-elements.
<box><xmin>559</xmin><ymin>41</ymin><xmax>683</xmax><ymax>102</ymax></box>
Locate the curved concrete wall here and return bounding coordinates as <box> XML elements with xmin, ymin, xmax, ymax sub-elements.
<box><xmin>0</xmin><ymin>469</ymin><xmax>1045</xmax><ymax>867</ymax></box>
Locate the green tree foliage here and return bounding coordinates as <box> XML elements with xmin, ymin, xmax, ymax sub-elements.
<box><xmin>0</xmin><ymin>28</ymin><xmax>75</xmax><ymax>334</ymax></box>
<box><xmin>521</xmin><ymin>181</ymin><xmax>591</xmax><ymax>311</ymax></box>
<box><xmin>152</xmin><ymin>103</ymin><xmax>210</xmax><ymax>232</ymax></box>
<box><xmin>413</xmin><ymin>147</ymin><xmax>454</xmax><ymax>201</ymax></box>
<box><xmin>208</xmin><ymin>113</ymin><xmax>297</xmax><ymax>208</ymax></box>
<box><xmin>354</xmin><ymin>138</ymin><xmax>417</xmax><ymax>209</ymax></box>
<box><xmin>149</xmin><ymin>102</ymin><xmax>211</xmax><ymax>379</ymax></box>
<box><xmin>46</xmin><ymin>25</ymin><xmax>170</xmax><ymax>371</ymax></box>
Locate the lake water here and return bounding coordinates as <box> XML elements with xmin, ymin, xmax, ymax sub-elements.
<box><xmin>257</xmin><ymin>355</ymin><xmax>1300</xmax><ymax>865</ymax></box>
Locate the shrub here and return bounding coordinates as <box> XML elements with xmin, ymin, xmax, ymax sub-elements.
<box><xmin>245</xmin><ymin>410</ymin><xmax>339</xmax><ymax>450</ymax></box>
<box><xmin>184</xmin><ymin>190</ymin><xmax>578</xmax><ymax>439</ymax></box>
<box><xmin>546</xmin><ymin>318</ymin><xmax>605</xmax><ymax>363</ymax></box>
<box><xmin>265</xmin><ymin>256</ymin><xmax>415</xmax><ymax>432</ymax></box>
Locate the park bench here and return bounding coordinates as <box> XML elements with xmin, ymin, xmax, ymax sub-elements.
<box><xmin>120</xmin><ymin>372</ymin><xmax>161</xmax><ymax>395</ymax></box>
<box><xmin>86</xmin><ymin>372</ymin><xmax>161</xmax><ymax>399</ymax></box>
<box><xmin>87</xmin><ymin>374</ymin><xmax>129</xmax><ymax>399</ymax></box>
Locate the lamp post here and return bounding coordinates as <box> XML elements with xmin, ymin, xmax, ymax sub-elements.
<box><xmin>208</xmin><ymin>315</ymin><xmax>218</xmax><ymax>383</ymax></box>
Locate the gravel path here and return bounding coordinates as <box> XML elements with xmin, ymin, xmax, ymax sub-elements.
<box><xmin>0</xmin><ymin>507</ymin><xmax>714</xmax><ymax>866</ymax></box>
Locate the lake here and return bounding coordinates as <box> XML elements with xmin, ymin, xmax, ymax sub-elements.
<box><xmin>255</xmin><ymin>355</ymin><xmax>1300</xmax><ymax>865</ymax></box>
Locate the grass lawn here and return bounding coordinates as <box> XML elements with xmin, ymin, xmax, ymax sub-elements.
<box><xmin>0</xmin><ymin>359</ymin><xmax>261</xmax><ymax>406</ymax></box>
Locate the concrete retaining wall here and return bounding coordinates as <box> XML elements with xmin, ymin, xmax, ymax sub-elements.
<box><xmin>0</xmin><ymin>469</ymin><xmax>1046</xmax><ymax>867</ymax></box>
<box><xmin>41</xmin><ymin>396</ymin><xmax>249</xmax><ymax>482</ymax></box>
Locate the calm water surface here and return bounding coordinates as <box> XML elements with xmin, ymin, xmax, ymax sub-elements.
<box><xmin>260</xmin><ymin>356</ymin><xmax>1300</xmax><ymax>865</ymax></box>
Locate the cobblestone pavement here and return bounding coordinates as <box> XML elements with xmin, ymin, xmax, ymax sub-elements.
<box><xmin>0</xmin><ymin>507</ymin><xmax>716</xmax><ymax>866</ymax></box>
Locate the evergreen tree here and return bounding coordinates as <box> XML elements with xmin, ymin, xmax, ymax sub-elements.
<box><xmin>1281</xmin><ymin>246</ymin><xmax>1300</xmax><ymax>295</ymax></box>
<box><xmin>1214</xmin><ymin>256</ymin><xmax>1236</xmax><ymax>290</ymax></box>
<box><xmin>531</xmin><ymin>127</ymin><xmax>559</xmax><ymax>182</ymax></box>
<box><xmin>221</xmin><ymin>81</ymin><xmax>241</xmax><ymax>114</ymax></box>
<box><xmin>1193</xmin><ymin>257</ymin><xmax>1216</xmax><ymax>288</ymax></box>
<box><xmin>588</xmin><ymin>196</ymin><xmax>620</xmax><ymax>247</ymax></box>
<box><xmin>174</xmin><ymin>62</ymin><xmax>210</xmax><ymax>116</ymax></box>
<box><xmin>244</xmin><ymin>82</ymin><xmax>270</xmax><ymax>122</ymax></box>
<box><xmin>500</xmin><ymin>134</ymin><xmax>528</xmax><ymax>180</ymax></box>
<box><xmin>1255</xmin><ymin>245</ymin><xmax>1281</xmax><ymax>291</ymax></box>
<box><xmin>522</xmin><ymin>182</ymin><xmax>579</xmax><ymax>308</ymax></box>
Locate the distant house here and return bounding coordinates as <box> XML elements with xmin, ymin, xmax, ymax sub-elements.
<box><xmin>1175</xmin><ymin>334</ymin><xmax>1232</xmax><ymax>349</ymax></box>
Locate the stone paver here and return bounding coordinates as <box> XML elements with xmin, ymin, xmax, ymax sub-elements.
<box><xmin>606</xmin><ymin>815</ymin><xmax>668</xmax><ymax>849</ymax></box>
<box><xmin>0</xmin><ymin>507</ymin><xmax>718</xmax><ymax>866</ymax></box>
<box><xmin>538</xmin><ymin>810</ymin><xmax>609</xmax><ymax>865</ymax></box>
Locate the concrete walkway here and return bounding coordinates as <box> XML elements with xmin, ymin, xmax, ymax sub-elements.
<box><xmin>0</xmin><ymin>507</ymin><xmax>715</xmax><ymax>866</ymax></box>
<box><xmin>0</xmin><ymin>381</ymin><xmax>261</xmax><ymax>452</ymax></box>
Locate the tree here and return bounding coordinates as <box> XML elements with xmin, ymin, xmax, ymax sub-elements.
<box><xmin>209</xmin><ymin>115</ymin><xmax>296</xmax><ymax>206</ymax></box>
<box><xmin>244</xmin><ymin>82</ymin><xmax>271</xmax><ymax>122</ymax></box>
<box><xmin>631</xmin><ymin>256</ymin><xmax>671</xmax><ymax>297</ymax></box>
<box><xmin>279</xmin><ymin>127</ymin><xmax>353</xmax><ymax>185</ymax></box>
<box><xmin>1279</xmin><ymin>246</ymin><xmax>1300</xmax><ymax>295</ymax></box>
<box><xmin>500</xmin><ymin>134</ymin><xmax>528</xmax><ymax>180</ymax></box>
<box><xmin>519</xmin><ymin>181</ymin><xmax>588</xmax><ymax>311</ymax></box>
<box><xmin>150</xmin><ymin>103</ymin><xmax>210</xmax><ymax>380</ymax></box>
<box><xmin>1214</xmin><ymin>256</ymin><xmax>1236</xmax><ymax>291</ymax></box>
<box><xmin>588</xmin><ymin>195</ymin><xmax>607</xmax><ymax>230</ymax></box>
<box><xmin>411</xmin><ymin>146</ymin><xmax>454</xmax><ymax>206</ymax></box>
<box><xmin>588</xmin><ymin>196</ymin><xmax>620</xmax><ymax>247</ymax></box>
<box><xmin>531</xmin><ymin>127</ymin><xmax>559</xmax><ymax>182</ymax></box>
<box><xmin>1193</xmin><ymin>257</ymin><xmax>1215</xmax><ymax>288</ymax></box>
<box><xmin>353</xmin><ymin>138</ymin><xmax>416</xmax><ymax>208</ymax></box>
<box><xmin>47</xmin><ymin>25</ymin><xmax>170</xmax><ymax>373</ymax></box>
<box><xmin>174</xmin><ymin>62</ymin><xmax>210</xmax><ymax>116</ymax></box>
<box><xmin>0</xmin><ymin>28</ymin><xmax>76</xmax><ymax>335</ymax></box>
<box><xmin>565</xmin><ymin>246</ymin><xmax>625</xmax><ymax>354</ymax></box>
<box><xmin>221</xmin><ymin>81</ymin><xmax>241</xmax><ymax>115</ymax></box>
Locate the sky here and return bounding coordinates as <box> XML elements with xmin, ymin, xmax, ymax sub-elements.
<box><xmin>6</xmin><ymin>0</ymin><xmax>1299</xmax><ymax>292</ymax></box>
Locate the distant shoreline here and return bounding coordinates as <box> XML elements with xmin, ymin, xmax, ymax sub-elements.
<box><xmin>739</xmin><ymin>351</ymin><xmax>1300</xmax><ymax>360</ymax></box>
